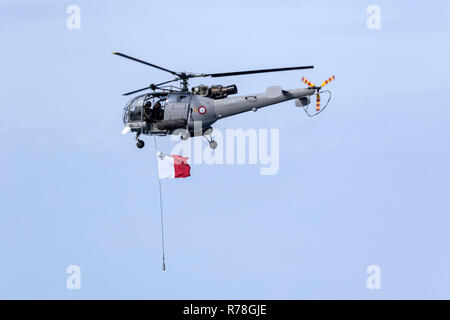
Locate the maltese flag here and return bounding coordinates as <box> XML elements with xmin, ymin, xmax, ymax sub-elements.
<box><xmin>156</xmin><ymin>151</ymin><xmax>191</xmax><ymax>179</ymax></box>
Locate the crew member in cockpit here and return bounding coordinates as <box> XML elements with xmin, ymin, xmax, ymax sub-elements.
<box><xmin>152</xmin><ymin>101</ymin><xmax>163</xmax><ymax>120</ymax></box>
<box><xmin>143</xmin><ymin>100</ymin><xmax>152</xmax><ymax>121</ymax></box>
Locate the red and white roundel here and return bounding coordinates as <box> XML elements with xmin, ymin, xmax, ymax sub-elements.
<box><xmin>198</xmin><ymin>106</ymin><xmax>207</xmax><ymax>114</ymax></box>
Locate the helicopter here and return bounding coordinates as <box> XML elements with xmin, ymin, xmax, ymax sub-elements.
<box><xmin>114</xmin><ymin>52</ymin><xmax>335</xmax><ymax>149</ymax></box>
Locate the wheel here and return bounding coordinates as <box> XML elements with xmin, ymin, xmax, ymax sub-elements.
<box><xmin>136</xmin><ymin>140</ymin><xmax>145</xmax><ymax>149</ymax></box>
<box><xmin>209</xmin><ymin>141</ymin><xmax>217</xmax><ymax>149</ymax></box>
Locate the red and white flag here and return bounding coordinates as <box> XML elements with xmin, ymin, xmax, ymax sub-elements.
<box><xmin>156</xmin><ymin>151</ymin><xmax>191</xmax><ymax>179</ymax></box>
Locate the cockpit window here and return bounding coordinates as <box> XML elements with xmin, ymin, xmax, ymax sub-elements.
<box><xmin>130</xmin><ymin>97</ymin><xmax>144</xmax><ymax>108</ymax></box>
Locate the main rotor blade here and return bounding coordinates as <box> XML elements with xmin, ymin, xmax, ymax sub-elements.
<box><xmin>123</xmin><ymin>86</ymin><xmax>151</xmax><ymax>96</ymax></box>
<box><xmin>205</xmin><ymin>65</ymin><xmax>314</xmax><ymax>78</ymax></box>
<box><xmin>122</xmin><ymin>79</ymin><xmax>179</xmax><ymax>96</ymax></box>
<box><xmin>155</xmin><ymin>78</ymin><xmax>180</xmax><ymax>87</ymax></box>
<box><xmin>113</xmin><ymin>52</ymin><xmax>179</xmax><ymax>76</ymax></box>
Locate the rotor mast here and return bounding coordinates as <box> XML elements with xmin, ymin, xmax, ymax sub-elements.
<box><xmin>180</xmin><ymin>73</ymin><xmax>189</xmax><ymax>92</ymax></box>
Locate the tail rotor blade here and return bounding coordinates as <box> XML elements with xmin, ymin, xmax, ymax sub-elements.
<box><xmin>316</xmin><ymin>93</ymin><xmax>321</xmax><ymax>111</ymax></box>
<box><xmin>301</xmin><ymin>76</ymin><xmax>315</xmax><ymax>88</ymax></box>
<box><xmin>320</xmin><ymin>75</ymin><xmax>335</xmax><ymax>88</ymax></box>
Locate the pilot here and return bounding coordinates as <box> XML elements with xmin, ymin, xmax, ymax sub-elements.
<box><xmin>153</xmin><ymin>101</ymin><xmax>163</xmax><ymax>120</ymax></box>
<box><xmin>143</xmin><ymin>101</ymin><xmax>152</xmax><ymax>121</ymax></box>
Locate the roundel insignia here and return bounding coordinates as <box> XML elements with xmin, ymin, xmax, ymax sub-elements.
<box><xmin>198</xmin><ymin>106</ymin><xmax>207</xmax><ymax>114</ymax></box>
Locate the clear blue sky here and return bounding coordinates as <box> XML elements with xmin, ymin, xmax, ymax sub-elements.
<box><xmin>1</xmin><ymin>0</ymin><xmax>450</xmax><ymax>299</ymax></box>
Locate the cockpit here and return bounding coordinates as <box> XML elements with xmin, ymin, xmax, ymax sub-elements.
<box><xmin>123</xmin><ymin>93</ymin><xmax>167</xmax><ymax>133</ymax></box>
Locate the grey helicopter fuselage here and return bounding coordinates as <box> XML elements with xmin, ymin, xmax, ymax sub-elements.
<box><xmin>123</xmin><ymin>85</ymin><xmax>315</xmax><ymax>138</ymax></box>
<box><xmin>113</xmin><ymin>51</ymin><xmax>331</xmax><ymax>148</ymax></box>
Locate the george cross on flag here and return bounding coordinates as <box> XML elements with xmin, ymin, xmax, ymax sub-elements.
<box><xmin>156</xmin><ymin>151</ymin><xmax>191</xmax><ymax>179</ymax></box>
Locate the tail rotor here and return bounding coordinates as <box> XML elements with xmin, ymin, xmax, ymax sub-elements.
<box><xmin>301</xmin><ymin>75</ymin><xmax>335</xmax><ymax>112</ymax></box>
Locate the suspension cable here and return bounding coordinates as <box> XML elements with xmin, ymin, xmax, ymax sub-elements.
<box><xmin>153</xmin><ymin>136</ymin><xmax>166</xmax><ymax>271</ymax></box>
